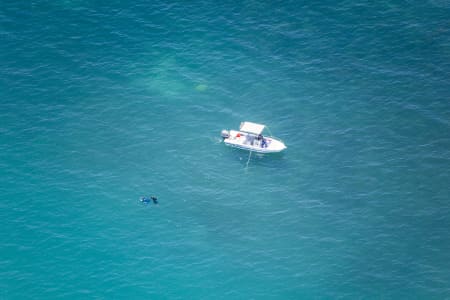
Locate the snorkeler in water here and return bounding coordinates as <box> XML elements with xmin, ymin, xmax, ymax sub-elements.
<box><xmin>140</xmin><ymin>196</ymin><xmax>150</xmax><ymax>203</ymax></box>
<box><xmin>140</xmin><ymin>195</ymin><xmax>158</xmax><ymax>205</ymax></box>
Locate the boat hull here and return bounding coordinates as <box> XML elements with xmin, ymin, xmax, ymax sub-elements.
<box><xmin>223</xmin><ymin>130</ymin><xmax>286</xmax><ymax>153</ymax></box>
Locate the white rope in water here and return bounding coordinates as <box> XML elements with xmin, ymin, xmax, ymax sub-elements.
<box><xmin>245</xmin><ymin>151</ymin><xmax>252</xmax><ymax>170</ymax></box>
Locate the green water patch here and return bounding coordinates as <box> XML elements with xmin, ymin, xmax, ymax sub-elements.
<box><xmin>134</xmin><ymin>57</ymin><xmax>190</xmax><ymax>97</ymax></box>
<box><xmin>132</xmin><ymin>56</ymin><xmax>212</xmax><ymax>100</ymax></box>
<box><xmin>195</xmin><ymin>84</ymin><xmax>208</xmax><ymax>92</ymax></box>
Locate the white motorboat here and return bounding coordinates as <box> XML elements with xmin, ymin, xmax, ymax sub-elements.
<box><xmin>221</xmin><ymin>122</ymin><xmax>287</xmax><ymax>153</ymax></box>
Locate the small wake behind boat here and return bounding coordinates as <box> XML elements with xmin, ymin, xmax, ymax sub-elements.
<box><xmin>221</xmin><ymin>122</ymin><xmax>287</xmax><ymax>153</ymax></box>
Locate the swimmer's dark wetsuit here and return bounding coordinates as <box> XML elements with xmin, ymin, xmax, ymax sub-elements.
<box><xmin>141</xmin><ymin>196</ymin><xmax>158</xmax><ymax>204</ymax></box>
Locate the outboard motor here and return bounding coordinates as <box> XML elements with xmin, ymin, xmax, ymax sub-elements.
<box><xmin>221</xmin><ymin>129</ymin><xmax>230</xmax><ymax>139</ymax></box>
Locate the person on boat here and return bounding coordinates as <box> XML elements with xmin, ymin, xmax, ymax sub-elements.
<box><xmin>261</xmin><ymin>137</ymin><xmax>268</xmax><ymax>148</ymax></box>
<box><xmin>255</xmin><ymin>134</ymin><xmax>266</xmax><ymax>147</ymax></box>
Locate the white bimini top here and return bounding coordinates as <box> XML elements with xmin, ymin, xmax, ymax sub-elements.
<box><xmin>239</xmin><ymin>122</ymin><xmax>265</xmax><ymax>135</ymax></box>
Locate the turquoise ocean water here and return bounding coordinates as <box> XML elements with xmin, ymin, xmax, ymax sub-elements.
<box><xmin>1</xmin><ymin>1</ymin><xmax>450</xmax><ymax>298</ymax></box>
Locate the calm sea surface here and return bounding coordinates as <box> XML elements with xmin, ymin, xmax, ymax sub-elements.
<box><xmin>1</xmin><ymin>1</ymin><xmax>450</xmax><ymax>299</ymax></box>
